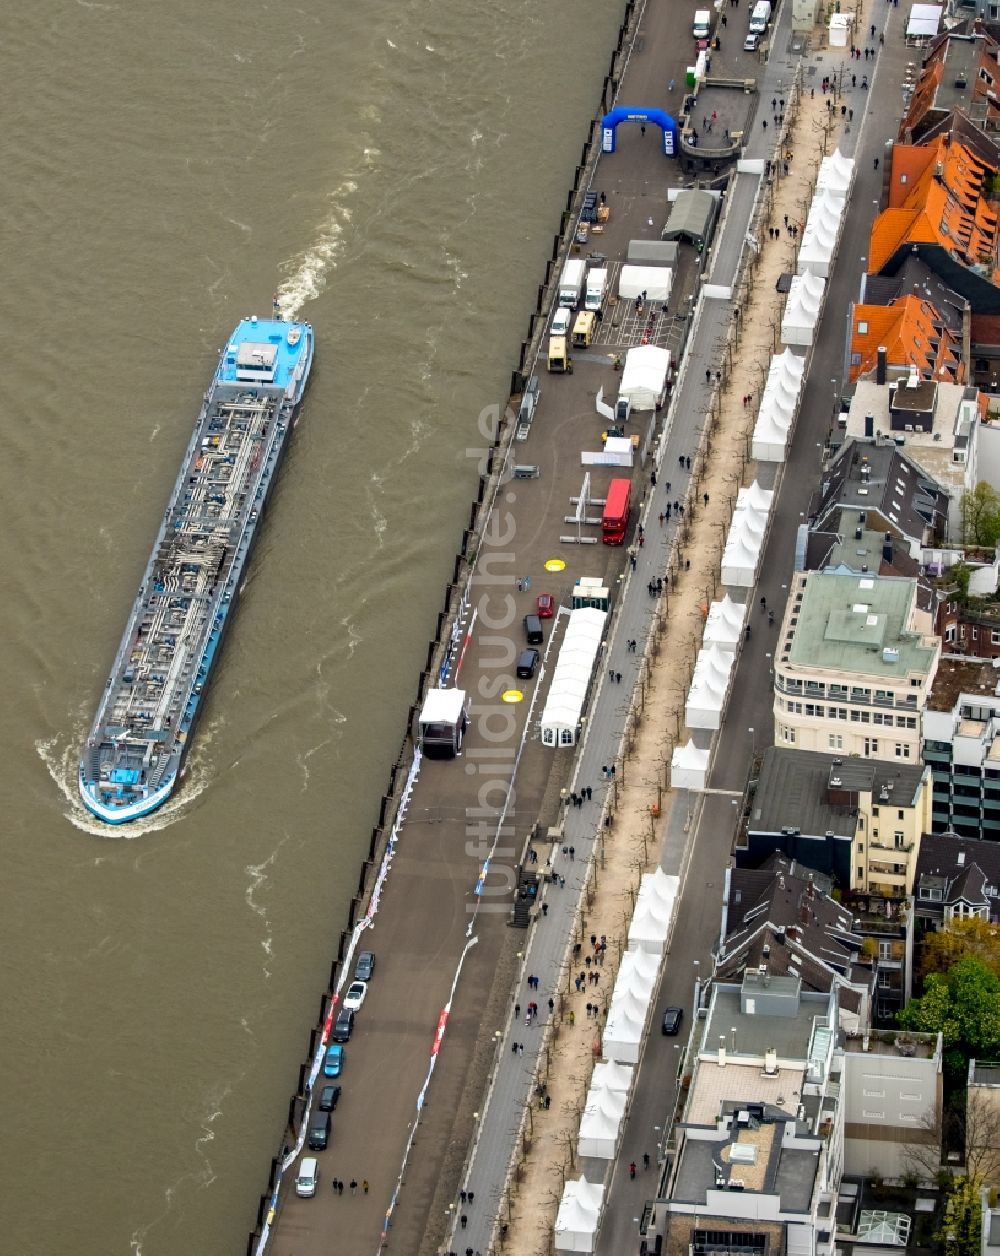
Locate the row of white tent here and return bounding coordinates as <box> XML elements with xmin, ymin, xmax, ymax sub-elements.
<box><xmin>781</xmin><ymin>270</ymin><xmax>824</xmax><ymax>347</ymax></box>
<box><xmin>751</xmin><ymin>349</ymin><xmax>806</xmax><ymax>463</ymax></box>
<box><xmin>685</xmin><ymin>643</ymin><xmax>737</xmax><ymax>731</ymax></box>
<box><xmin>671</xmin><ymin>738</ymin><xmax>710</xmax><ymax>790</ymax></box>
<box><xmin>540</xmin><ymin>608</ymin><xmax>607</xmax><ymax>747</ymax></box>
<box><xmin>796</xmin><ymin>150</ymin><xmax>855</xmax><ymax>278</ymax></box>
<box><xmin>720</xmin><ymin>481</ymin><xmax>774</xmax><ymax>587</ymax></box>
<box><xmin>703</xmin><ymin>594</ymin><xmax>747</xmax><ymax>652</ymax></box>
<box><xmin>553</xmin><ymin>875</ymin><xmax>679</xmax><ymax>1250</ymax></box>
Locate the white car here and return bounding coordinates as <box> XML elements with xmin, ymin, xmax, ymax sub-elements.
<box><xmin>343</xmin><ymin>980</ymin><xmax>367</xmax><ymax>1012</ymax></box>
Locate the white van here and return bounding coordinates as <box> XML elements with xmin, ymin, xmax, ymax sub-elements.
<box><xmin>551</xmin><ymin>307</ymin><xmax>573</xmax><ymax>337</ymax></box>
<box><xmin>295</xmin><ymin>1156</ymin><xmax>319</xmax><ymax>1198</ymax></box>
<box><xmin>748</xmin><ymin>0</ymin><xmax>771</xmax><ymax>33</ymax></box>
<box><xmin>692</xmin><ymin>8</ymin><xmax>711</xmax><ymax>37</ymax></box>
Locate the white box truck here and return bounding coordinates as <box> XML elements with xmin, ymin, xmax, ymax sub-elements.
<box><xmin>558</xmin><ymin>259</ymin><xmax>586</xmax><ymax>307</ymax></box>
<box><xmin>585</xmin><ymin>268</ymin><xmax>608</xmax><ymax>311</ymax></box>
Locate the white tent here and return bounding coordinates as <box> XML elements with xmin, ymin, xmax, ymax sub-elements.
<box><xmin>603</xmin><ymin>999</ymin><xmax>645</xmax><ymax>1064</ymax></box>
<box><xmin>828</xmin><ymin>12</ymin><xmax>852</xmax><ymax>45</ymax></box>
<box><xmin>618</xmin><ymin>264</ymin><xmax>672</xmax><ymax>303</ymax></box>
<box><xmin>627</xmin><ymin>897</ymin><xmax>672</xmax><ymax>955</ymax></box>
<box><xmin>645</xmin><ymin>868</ymin><xmax>680</xmax><ymax>910</ymax></box>
<box><xmin>816</xmin><ymin>150</ymin><xmax>855</xmax><ymax>198</ymax></box>
<box><xmin>686</xmin><ymin>643</ymin><xmax>735</xmax><ymax>730</ymax></box>
<box><xmin>721</xmin><ymin>481</ymin><xmax>774</xmax><ymax>586</ymax></box>
<box><xmin>781</xmin><ymin>270</ymin><xmax>825</xmax><ymax>346</ymax></box>
<box><xmin>578</xmin><ymin>1084</ymin><xmax>627</xmax><ymax>1159</ymax></box>
<box><xmin>618</xmin><ymin>345</ymin><xmax>671</xmax><ymax>411</ymax></box>
<box><xmin>554</xmin><ymin>1177</ymin><xmax>604</xmax><ymax>1253</ymax></box>
<box><xmin>541</xmin><ymin>608</ymin><xmax>607</xmax><ymax>747</ymax></box>
<box><xmin>591</xmin><ymin>1058</ymin><xmax>634</xmax><ymax>1093</ymax></box>
<box><xmin>797</xmin><ymin>191</ymin><xmax>845</xmax><ymax>278</ymax></box>
<box><xmin>671</xmin><ymin>739</ymin><xmax>709</xmax><ymax>790</ymax></box>
<box><xmin>906</xmin><ymin>3</ymin><xmax>942</xmax><ymax>40</ymax></box>
<box><xmin>617</xmin><ymin>946</ymin><xmax>660</xmax><ymax>995</ymax></box>
<box><xmin>703</xmin><ymin>594</ymin><xmax>746</xmax><ymax>652</ymax></box>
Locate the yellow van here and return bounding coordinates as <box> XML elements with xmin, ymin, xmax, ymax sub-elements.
<box><xmin>547</xmin><ymin>335</ymin><xmax>572</xmax><ymax>373</ymax></box>
<box><xmin>571</xmin><ymin>311</ymin><xmax>596</xmax><ymax>348</ymax></box>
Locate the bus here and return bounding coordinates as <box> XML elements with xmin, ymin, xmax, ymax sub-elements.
<box><xmin>602</xmin><ymin>478</ymin><xmax>631</xmax><ymax>545</ymax></box>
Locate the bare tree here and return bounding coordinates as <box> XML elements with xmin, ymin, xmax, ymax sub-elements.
<box><xmin>905</xmin><ymin>1090</ymin><xmax>1000</xmax><ymax>1186</ymax></box>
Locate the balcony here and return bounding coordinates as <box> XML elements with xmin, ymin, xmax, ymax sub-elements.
<box><xmin>871</xmin><ymin>839</ymin><xmax>914</xmax><ymax>854</ymax></box>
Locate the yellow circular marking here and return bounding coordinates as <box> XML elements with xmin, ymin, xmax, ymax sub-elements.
<box><xmin>502</xmin><ymin>689</ymin><xmax>524</xmax><ymax>704</ymax></box>
<box><xmin>544</xmin><ymin>558</ymin><xmax>566</xmax><ymax>572</ymax></box>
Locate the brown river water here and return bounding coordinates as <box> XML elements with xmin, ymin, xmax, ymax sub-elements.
<box><xmin>2</xmin><ymin>0</ymin><xmax>625</xmax><ymax>1251</ymax></box>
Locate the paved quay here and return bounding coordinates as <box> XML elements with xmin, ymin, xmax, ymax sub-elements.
<box><xmin>261</xmin><ymin>2</ymin><xmax>712</xmax><ymax>1254</ymax></box>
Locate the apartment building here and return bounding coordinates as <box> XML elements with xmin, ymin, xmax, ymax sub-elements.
<box><xmin>774</xmin><ymin>571</ymin><xmax>940</xmax><ymax>763</ymax></box>
<box><xmin>923</xmin><ymin>657</ymin><xmax>1000</xmax><ymax>836</ymax></box>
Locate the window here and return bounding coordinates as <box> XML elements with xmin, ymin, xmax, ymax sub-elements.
<box><xmin>992</xmin><ymin>630</ymin><xmax>1000</xmax><ymax>646</ymax></box>
<box><xmin>894</xmin><ymin>831</ymin><xmax>905</xmax><ymax>848</ymax></box>
<box><xmin>857</xmin><ymin>866</ymin><xmax>865</xmax><ymax>882</ymax></box>
<box><xmin>829</xmin><ymin>684</ymin><xmax>849</xmax><ymax>701</ymax></box>
<box><xmin>879</xmin><ymin>941</ymin><xmax>893</xmax><ymax>960</ymax></box>
<box><xmin>894</xmin><ymin>743</ymin><xmax>911</xmax><ymax>759</ymax></box>
<box><xmin>862</xmin><ymin>1109</ymin><xmax>886</xmax><ymax>1119</ymax></box>
<box><xmin>858</xmin><ymin>320</ymin><xmax>869</xmax><ymax>335</ymax></box>
<box><xmin>899</xmin><ymin>173</ymin><xmax>908</xmax><ymax>185</ymax></box>
<box><xmin>784</xmin><ymin>726</ymin><xmax>796</xmax><ymax>745</ymax></box>
<box><xmin>897</xmin><ymin>810</ymin><xmax>904</xmax><ymax>821</ymax></box>
<box><xmin>878</xmin><ymin>973</ymin><xmax>893</xmax><ymax>989</ymax></box>
<box><xmin>863</xmin><ymin>1088</ymin><xmax>886</xmax><ymax>1098</ymax></box>
<box><xmin>829</xmin><ymin>734</ymin><xmax>844</xmax><ymax>750</ymax></box>
<box><xmin>919</xmin><ymin>886</ymin><xmax>943</xmax><ymax>902</ymax></box>
<box><xmin>865</xmin><ymin>738</ymin><xmax>880</xmax><ymax>756</ymax></box>
<box><xmin>946</xmin><ymin>624</ymin><xmax>956</xmax><ymax>644</ymax></box>
<box><xmin>805</xmin><ymin>703</ymin><xmax>825</xmax><ymax>718</ymax></box>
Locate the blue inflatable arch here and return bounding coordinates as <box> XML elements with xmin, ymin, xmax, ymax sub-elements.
<box><xmin>601</xmin><ymin>106</ymin><xmax>679</xmax><ymax>157</ymax></box>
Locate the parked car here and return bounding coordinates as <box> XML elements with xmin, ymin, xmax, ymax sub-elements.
<box><xmin>343</xmin><ymin>981</ymin><xmax>367</xmax><ymax>1012</ymax></box>
<box><xmin>661</xmin><ymin>1006</ymin><xmax>684</xmax><ymax>1036</ymax></box>
<box><xmin>323</xmin><ymin>1045</ymin><xmax>344</xmax><ymax>1076</ymax></box>
<box><xmin>536</xmin><ymin>592</ymin><xmax>555</xmax><ymax>619</ymax></box>
<box><xmin>516</xmin><ymin>648</ymin><xmax>540</xmax><ymax>680</ymax></box>
<box><xmin>331</xmin><ymin>1008</ymin><xmax>355</xmax><ymax>1043</ymax></box>
<box><xmin>355</xmin><ymin>951</ymin><xmax>376</xmax><ymax>982</ymax></box>
<box><xmin>295</xmin><ymin>1157</ymin><xmax>319</xmax><ymax>1198</ymax></box>
<box><xmin>318</xmin><ymin>1084</ymin><xmax>341</xmax><ymax>1111</ymax></box>
<box><xmin>307</xmin><ymin>1111</ymin><xmax>331</xmax><ymax>1151</ymax></box>
<box><xmin>744</xmin><ymin>31</ymin><xmax>760</xmax><ymax>50</ymax></box>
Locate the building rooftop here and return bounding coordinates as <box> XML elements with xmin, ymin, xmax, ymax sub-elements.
<box><xmin>805</xmin><ymin>509</ymin><xmax>923</xmax><ymax>580</ymax></box>
<box><xmin>784</xmin><ymin>572</ymin><xmax>937</xmax><ymax>679</ymax></box>
<box><xmin>701</xmin><ymin>982</ymin><xmax>831</xmax><ymax>1062</ymax></box>
<box><xmin>671</xmin><ymin>1109</ymin><xmax>820</xmax><ymax>1212</ymax></box>
<box><xmin>841</xmin><ymin>1029</ymin><xmax>940</xmax><ymax>1059</ymax></box>
<box><xmin>899</xmin><ymin>28</ymin><xmax>1000</xmax><ymax>140</ymax></box>
<box><xmin>926</xmin><ymin>656</ymin><xmax>1000</xmax><ymax>710</ymax></box>
<box><xmin>914</xmin><ymin>830</ymin><xmax>1000</xmax><ymax>919</ymax></box>
<box><xmin>849</xmin><ymin>294</ymin><xmax>961</xmax><ymax>384</ymax></box>
<box><xmin>751</xmin><ymin>748</ymin><xmax>926</xmax><ymax>837</ymax></box>
<box><xmin>869</xmin><ymin>133</ymin><xmax>1000</xmax><ymax>279</ymax></box>
<box><xmin>813</xmin><ymin>438</ymin><xmax>946</xmax><ymax>549</ymax></box>
<box><xmin>684</xmin><ymin>1062</ymin><xmax>806</xmax><ymax>1125</ymax></box>
<box><xmin>863</xmin><ymin>256</ymin><xmax>967</xmax><ymax>342</ymax></box>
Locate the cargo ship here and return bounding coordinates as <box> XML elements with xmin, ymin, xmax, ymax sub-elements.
<box><xmin>79</xmin><ymin>317</ymin><xmax>314</xmax><ymax>824</ymax></box>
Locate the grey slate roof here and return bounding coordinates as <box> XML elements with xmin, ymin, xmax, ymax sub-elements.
<box><xmin>914</xmin><ymin>830</ymin><xmax>1000</xmax><ymax>918</ymax></box>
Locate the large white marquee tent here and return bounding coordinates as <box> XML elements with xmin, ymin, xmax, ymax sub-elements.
<box><xmin>721</xmin><ymin>481</ymin><xmax>774</xmax><ymax>587</ymax></box>
<box><xmin>541</xmin><ymin>608</ymin><xmax>606</xmax><ymax>747</ymax></box>
<box><xmin>554</xmin><ymin>1177</ymin><xmax>605</xmax><ymax>1253</ymax></box>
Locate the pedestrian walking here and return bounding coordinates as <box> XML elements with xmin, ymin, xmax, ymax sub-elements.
<box><xmin>651</xmin><ymin>470</ymin><xmax>657</xmax><ymax>486</ymax></box>
<box><xmin>644</xmin><ymin>1153</ymin><xmax>651</xmax><ymax>1170</ymax></box>
<box><xmin>852</xmin><ymin>73</ymin><xmax>856</xmax><ymax>87</ymax></box>
<box><xmin>351</xmin><ymin>1179</ymin><xmax>358</xmax><ymax>1196</ymax></box>
<box><xmin>630</xmin><ymin>1161</ymin><xmax>637</xmax><ymax>1179</ymax></box>
<box><xmin>514</xmin><ymin>1001</ymin><xmax>520</xmax><ymax>1017</ymax></box>
<box><xmin>668</xmin><ymin>77</ymin><xmax>675</xmax><ymax>91</ymax></box>
<box><xmin>338</xmin><ymin>1180</ymin><xmax>344</xmax><ymax>1196</ymax></box>
<box><xmin>548</xmin><ymin>997</ymin><xmax>555</xmax><ymax>1012</ymax></box>
<box><xmin>468</xmin><ymin>1192</ymin><xmax>475</xmax><ymax>1205</ymax></box>
<box><xmin>586</xmin><ymin>786</ymin><xmax>592</xmax><ymax>800</ymax></box>
<box><xmin>686</xmin><ymin>456</ymin><xmax>692</xmax><ymax>469</ymax></box>
<box><xmin>615</xmin><ymin>671</ymin><xmax>622</xmax><ymax>683</ymax></box>
<box><xmin>640</xmin><ymin>123</ymin><xmax>646</xmax><ymax>136</ymax></box>
<box><xmin>541</xmin><ymin>902</ymin><xmax>548</xmax><ymax>916</ymax></box>
<box><xmin>569</xmin><ymin>845</ymin><xmax>575</xmax><ymax>859</ymax></box>
<box><xmin>518</xmin><ymin>1042</ymin><xmax>524</xmax><ymax>1055</ymax></box>
<box><xmin>332</xmin><ymin>1178</ymin><xmax>340</xmax><ymax>1194</ymax></box>
<box><xmin>560</xmin><ymin>875</ymin><xmax>565</xmax><ymax>888</ymax></box>
<box><xmin>586</xmin><ymin>1001</ymin><xmax>593</xmax><ymax>1017</ymax></box>
<box><xmin>703</xmin><ymin>492</ymin><xmax>709</xmax><ymax>506</ymax></box>
<box><xmin>461</xmin><ymin>1214</ymin><xmax>468</xmax><ymax>1229</ymax></box>
<box><xmin>873</xmin><ymin>156</ymin><xmax>879</xmax><ymax>170</ymax></box>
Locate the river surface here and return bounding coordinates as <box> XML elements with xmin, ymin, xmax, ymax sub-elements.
<box><xmin>2</xmin><ymin>1</ymin><xmax>625</xmax><ymax>1252</ymax></box>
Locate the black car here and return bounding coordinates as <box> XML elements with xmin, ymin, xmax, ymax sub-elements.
<box><xmin>318</xmin><ymin>1084</ymin><xmax>341</xmax><ymax>1112</ymax></box>
<box><xmin>661</xmin><ymin>1006</ymin><xmax>684</xmax><ymax>1036</ymax></box>
<box><xmin>307</xmin><ymin>1111</ymin><xmax>331</xmax><ymax>1151</ymax></box>
<box><xmin>331</xmin><ymin>1008</ymin><xmax>355</xmax><ymax>1043</ymax></box>
<box><xmin>516</xmin><ymin>648</ymin><xmax>540</xmax><ymax>680</ymax></box>
<box><xmin>355</xmin><ymin>951</ymin><xmax>376</xmax><ymax>983</ymax></box>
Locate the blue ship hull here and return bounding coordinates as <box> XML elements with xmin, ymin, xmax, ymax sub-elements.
<box><xmin>80</xmin><ymin>318</ymin><xmax>314</xmax><ymax>824</ymax></box>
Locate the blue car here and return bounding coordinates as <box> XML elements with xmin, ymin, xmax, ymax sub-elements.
<box><xmin>323</xmin><ymin>1044</ymin><xmax>344</xmax><ymax>1077</ymax></box>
